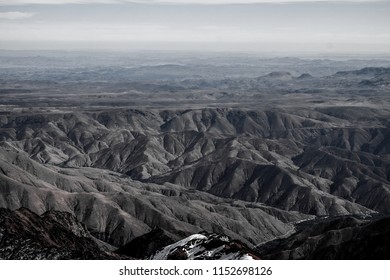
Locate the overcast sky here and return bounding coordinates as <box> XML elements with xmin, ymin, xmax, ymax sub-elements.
<box><xmin>0</xmin><ymin>0</ymin><xmax>389</xmax><ymax>54</ymax></box>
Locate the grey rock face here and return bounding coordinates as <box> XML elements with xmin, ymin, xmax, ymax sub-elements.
<box><xmin>150</xmin><ymin>232</ymin><xmax>261</xmax><ymax>260</ymax></box>
<box><xmin>0</xmin><ymin>208</ymin><xmax>119</xmax><ymax>259</ymax></box>
<box><xmin>256</xmin><ymin>215</ymin><xmax>390</xmax><ymax>260</ymax></box>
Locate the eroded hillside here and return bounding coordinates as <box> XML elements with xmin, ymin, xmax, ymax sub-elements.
<box><xmin>1</xmin><ymin>53</ymin><xmax>390</xmax><ymax>258</ymax></box>
<box><xmin>0</xmin><ymin>105</ymin><xmax>389</xmax><ymax>252</ymax></box>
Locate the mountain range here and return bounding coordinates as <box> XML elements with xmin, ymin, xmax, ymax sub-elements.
<box><xmin>0</xmin><ymin>55</ymin><xmax>389</xmax><ymax>259</ymax></box>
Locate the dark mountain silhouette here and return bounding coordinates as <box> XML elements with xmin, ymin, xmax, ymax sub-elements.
<box><xmin>256</xmin><ymin>215</ymin><xmax>390</xmax><ymax>260</ymax></box>
<box><xmin>115</xmin><ymin>228</ymin><xmax>176</xmax><ymax>259</ymax></box>
<box><xmin>0</xmin><ymin>207</ymin><xmax>121</xmax><ymax>259</ymax></box>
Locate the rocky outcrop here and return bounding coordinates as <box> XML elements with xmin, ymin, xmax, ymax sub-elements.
<box><xmin>114</xmin><ymin>228</ymin><xmax>176</xmax><ymax>259</ymax></box>
<box><xmin>150</xmin><ymin>232</ymin><xmax>261</xmax><ymax>260</ymax></box>
<box><xmin>256</xmin><ymin>215</ymin><xmax>390</xmax><ymax>260</ymax></box>
<box><xmin>0</xmin><ymin>207</ymin><xmax>119</xmax><ymax>259</ymax></box>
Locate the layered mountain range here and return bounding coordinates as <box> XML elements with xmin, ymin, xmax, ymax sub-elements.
<box><xmin>0</xmin><ymin>55</ymin><xmax>389</xmax><ymax>259</ymax></box>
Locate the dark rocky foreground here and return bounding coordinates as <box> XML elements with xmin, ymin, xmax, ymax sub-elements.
<box><xmin>114</xmin><ymin>228</ymin><xmax>176</xmax><ymax>259</ymax></box>
<box><xmin>0</xmin><ymin>208</ymin><xmax>120</xmax><ymax>259</ymax></box>
<box><xmin>255</xmin><ymin>214</ymin><xmax>390</xmax><ymax>260</ymax></box>
<box><xmin>0</xmin><ymin>208</ymin><xmax>261</xmax><ymax>260</ymax></box>
<box><xmin>2</xmin><ymin>208</ymin><xmax>390</xmax><ymax>260</ymax></box>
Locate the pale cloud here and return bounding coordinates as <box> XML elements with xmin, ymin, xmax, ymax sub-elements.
<box><xmin>0</xmin><ymin>0</ymin><xmax>388</xmax><ymax>53</ymax></box>
<box><xmin>0</xmin><ymin>11</ymin><xmax>34</xmax><ymax>19</ymax></box>
<box><xmin>0</xmin><ymin>0</ymin><xmax>383</xmax><ymax>5</ymax></box>
<box><xmin>0</xmin><ymin>0</ymin><xmax>119</xmax><ymax>5</ymax></box>
<box><xmin>147</xmin><ymin>0</ymin><xmax>386</xmax><ymax>4</ymax></box>
<box><xmin>1</xmin><ymin>21</ymin><xmax>388</xmax><ymax>44</ymax></box>
<box><xmin>0</xmin><ymin>22</ymin><xmax>169</xmax><ymax>41</ymax></box>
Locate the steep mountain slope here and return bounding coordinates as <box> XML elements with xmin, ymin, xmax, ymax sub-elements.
<box><xmin>0</xmin><ymin>143</ymin><xmax>299</xmax><ymax>247</ymax></box>
<box><xmin>0</xmin><ymin>105</ymin><xmax>388</xmax><ymax>253</ymax></box>
<box><xmin>0</xmin><ymin>207</ymin><xmax>117</xmax><ymax>259</ymax></box>
<box><xmin>3</xmin><ymin>108</ymin><xmax>388</xmax><ymax>212</ymax></box>
<box><xmin>114</xmin><ymin>228</ymin><xmax>176</xmax><ymax>259</ymax></box>
<box><xmin>255</xmin><ymin>215</ymin><xmax>390</xmax><ymax>260</ymax></box>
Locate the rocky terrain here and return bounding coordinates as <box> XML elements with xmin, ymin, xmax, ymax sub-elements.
<box><xmin>0</xmin><ymin>207</ymin><xmax>118</xmax><ymax>259</ymax></box>
<box><xmin>0</xmin><ymin>52</ymin><xmax>389</xmax><ymax>259</ymax></box>
<box><xmin>150</xmin><ymin>232</ymin><xmax>261</xmax><ymax>260</ymax></box>
<box><xmin>255</xmin><ymin>214</ymin><xmax>390</xmax><ymax>260</ymax></box>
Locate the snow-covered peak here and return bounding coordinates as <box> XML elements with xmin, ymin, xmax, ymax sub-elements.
<box><xmin>150</xmin><ymin>232</ymin><xmax>260</xmax><ymax>260</ymax></box>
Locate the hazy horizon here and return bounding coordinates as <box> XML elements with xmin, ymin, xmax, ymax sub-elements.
<box><xmin>1</xmin><ymin>0</ymin><xmax>389</xmax><ymax>55</ymax></box>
